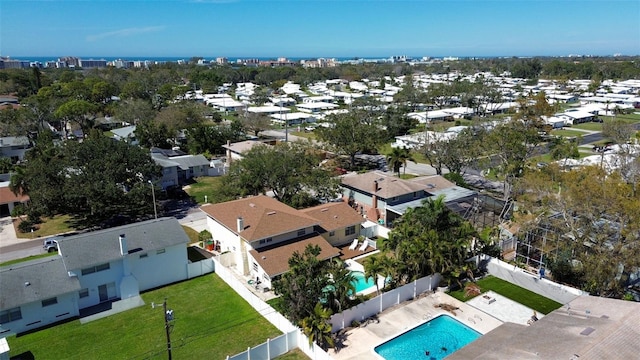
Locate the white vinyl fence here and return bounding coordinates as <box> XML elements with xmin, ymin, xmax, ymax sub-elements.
<box><xmin>187</xmin><ymin>258</ymin><xmax>215</xmax><ymax>278</ymax></box>
<box><xmin>213</xmin><ymin>258</ymin><xmax>331</xmax><ymax>360</ymax></box>
<box><xmin>329</xmin><ymin>274</ymin><xmax>441</xmax><ymax>333</ymax></box>
<box><xmin>482</xmin><ymin>255</ymin><xmax>586</xmax><ymax>304</ymax></box>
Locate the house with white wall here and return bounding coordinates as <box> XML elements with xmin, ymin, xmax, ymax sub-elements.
<box><xmin>200</xmin><ymin>195</ymin><xmax>346</xmax><ymax>289</ymax></box>
<box><xmin>151</xmin><ymin>148</ymin><xmax>211</xmax><ymax>190</ymax></box>
<box><xmin>0</xmin><ymin>218</ymin><xmax>189</xmax><ymax>336</ymax></box>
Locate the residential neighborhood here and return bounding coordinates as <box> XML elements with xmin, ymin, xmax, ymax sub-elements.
<box><xmin>1</xmin><ymin>52</ymin><xmax>640</xmax><ymax>360</ymax></box>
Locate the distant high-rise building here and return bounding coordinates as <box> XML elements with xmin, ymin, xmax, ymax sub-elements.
<box><xmin>216</xmin><ymin>57</ymin><xmax>228</xmax><ymax>65</ymax></box>
<box><xmin>0</xmin><ymin>57</ymin><xmax>30</xmax><ymax>69</ymax></box>
<box><xmin>79</xmin><ymin>59</ymin><xmax>108</xmax><ymax>68</ymax></box>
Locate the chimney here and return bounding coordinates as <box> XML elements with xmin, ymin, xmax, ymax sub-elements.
<box><xmin>237</xmin><ymin>217</ymin><xmax>244</xmax><ymax>233</ymax></box>
<box><xmin>119</xmin><ymin>234</ymin><xmax>127</xmax><ymax>256</ymax></box>
<box><xmin>372</xmin><ymin>181</ymin><xmax>378</xmax><ymax>217</ymax></box>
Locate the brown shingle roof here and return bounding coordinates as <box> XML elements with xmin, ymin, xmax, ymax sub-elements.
<box><xmin>340</xmin><ymin>171</ymin><xmax>427</xmax><ymax>199</ymax></box>
<box><xmin>222</xmin><ymin>140</ymin><xmax>271</xmax><ymax>155</ymax></box>
<box><xmin>409</xmin><ymin>174</ymin><xmax>455</xmax><ymax>192</ymax></box>
<box><xmin>200</xmin><ymin>195</ymin><xmax>319</xmax><ymax>242</ymax></box>
<box><xmin>0</xmin><ymin>186</ymin><xmax>29</xmax><ymax>204</ymax></box>
<box><xmin>300</xmin><ymin>202</ymin><xmax>364</xmax><ymax>232</ymax></box>
<box><xmin>249</xmin><ymin>234</ymin><xmax>340</xmax><ymax>277</ymax></box>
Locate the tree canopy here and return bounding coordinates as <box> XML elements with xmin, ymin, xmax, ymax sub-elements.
<box><xmin>11</xmin><ymin>131</ymin><xmax>161</xmax><ymax>229</ymax></box>
<box><xmin>222</xmin><ymin>141</ymin><xmax>339</xmax><ymax>208</ymax></box>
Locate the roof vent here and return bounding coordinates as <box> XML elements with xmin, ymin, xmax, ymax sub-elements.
<box><xmin>267</xmin><ymin>211</ymin><xmax>276</xmax><ymax>215</ymax></box>
<box><xmin>249</xmin><ymin>203</ymin><xmax>256</xmax><ymax>207</ymax></box>
<box><xmin>25</xmin><ymin>281</ymin><xmax>31</xmax><ymax>287</ymax></box>
<box><xmin>321</xmin><ymin>208</ymin><xmax>329</xmax><ymax>212</ymax></box>
<box><xmin>262</xmin><ymin>256</ymin><xmax>266</xmax><ymax>260</ymax></box>
<box><xmin>580</xmin><ymin>327</ymin><xmax>595</xmax><ymax>336</ymax></box>
<box><xmin>427</xmin><ymin>183</ymin><xmax>436</xmax><ymax>189</ymax></box>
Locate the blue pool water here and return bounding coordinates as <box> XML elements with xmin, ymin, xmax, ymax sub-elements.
<box><xmin>350</xmin><ymin>271</ymin><xmax>376</xmax><ymax>293</ymax></box>
<box><xmin>374</xmin><ymin>314</ymin><xmax>481</xmax><ymax>360</ymax></box>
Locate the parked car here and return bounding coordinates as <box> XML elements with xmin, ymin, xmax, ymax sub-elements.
<box><xmin>43</xmin><ymin>237</ymin><xmax>59</xmax><ymax>252</ymax></box>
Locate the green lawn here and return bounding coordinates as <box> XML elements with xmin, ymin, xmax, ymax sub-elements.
<box><xmin>181</xmin><ymin>225</ymin><xmax>201</xmax><ymax>244</ymax></box>
<box><xmin>290</xmin><ymin>131</ymin><xmax>317</xmax><ymax>140</ymax></box>
<box><xmin>184</xmin><ymin>176</ymin><xmax>225</xmax><ymax>204</ymax></box>
<box><xmin>15</xmin><ymin>215</ymin><xmax>75</xmax><ymax>239</ymax></box>
<box><xmin>275</xmin><ymin>348</ymin><xmax>310</xmax><ymax>360</ymax></box>
<box><xmin>448</xmin><ymin>275</ymin><xmax>562</xmax><ymax>315</ymax></box>
<box><xmin>550</xmin><ymin>129</ymin><xmax>588</xmax><ymax>137</ymax></box>
<box><xmin>0</xmin><ymin>252</ymin><xmax>57</xmax><ymax>267</ymax></box>
<box><xmin>8</xmin><ymin>274</ymin><xmax>281</xmax><ymax>360</ymax></box>
<box><xmin>570</xmin><ymin>122</ymin><xmax>603</xmax><ymax>131</ymax></box>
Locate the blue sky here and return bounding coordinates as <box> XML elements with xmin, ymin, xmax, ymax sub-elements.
<box><xmin>1</xmin><ymin>0</ymin><xmax>639</xmax><ymax>59</ymax></box>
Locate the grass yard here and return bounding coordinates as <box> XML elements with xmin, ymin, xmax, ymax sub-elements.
<box><xmin>290</xmin><ymin>131</ymin><xmax>317</xmax><ymax>140</ymax></box>
<box><xmin>448</xmin><ymin>275</ymin><xmax>562</xmax><ymax>315</ymax></box>
<box><xmin>182</xmin><ymin>225</ymin><xmax>201</xmax><ymax>244</ymax></box>
<box><xmin>0</xmin><ymin>252</ymin><xmax>57</xmax><ymax>267</ymax></box>
<box><xmin>550</xmin><ymin>129</ymin><xmax>588</xmax><ymax>137</ymax></box>
<box><xmin>15</xmin><ymin>215</ymin><xmax>75</xmax><ymax>239</ymax></box>
<box><xmin>8</xmin><ymin>274</ymin><xmax>281</xmax><ymax>360</ymax></box>
<box><xmin>571</xmin><ymin>122</ymin><xmax>604</xmax><ymax>131</ymax></box>
<box><xmin>275</xmin><ymin>348</ymin><xmax>310</xmax><ymax>360</ymax></box>
<box><xmin>184</xmin><ymin>176</ymin><xmax>225</xmax><ymax>204</ymax></box>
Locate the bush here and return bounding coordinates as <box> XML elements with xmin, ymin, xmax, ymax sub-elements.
<box><xmin>11</xmin><ymin>204</ymin><xmax>26</xmax><ymax>217</ymax></box>
<box><xmin>18</xmin><ymin>218</ymin><xmax>36</xmax><ymax>233</ymax></box>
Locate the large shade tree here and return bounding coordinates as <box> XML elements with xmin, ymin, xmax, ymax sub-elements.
<box><xmin>224</xmin><ymin>141</ymin><xmax>339</xmax><ymax>208</ymax></box>
<box><xmin>315</xmin><ymin>112</ymin><xmax>386</xmax><ymax>169</ymax></box>
<box><xmin>11</xmin><ymin>130</ymin><xmax>161</xmax><ymax>228</ymax></box>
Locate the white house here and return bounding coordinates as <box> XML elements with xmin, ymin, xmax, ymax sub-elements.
<box><xmin>0</xmin><ymin>218</ymin><xmax>189</xmax><ymax>335</ymax></box>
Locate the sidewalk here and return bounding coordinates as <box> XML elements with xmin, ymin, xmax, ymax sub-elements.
<box><xmin>0</xmin><ymin>216</ymin><xmax>21</xmax><ymax>248</ymax></box>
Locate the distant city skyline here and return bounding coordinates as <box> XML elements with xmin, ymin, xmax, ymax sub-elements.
<box><xmin>1</xmin><ymin>0</ymin><xmax>639</xmax><ymax>58</ymax></box>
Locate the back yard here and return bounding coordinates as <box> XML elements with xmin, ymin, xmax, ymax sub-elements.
<box><xmin>448</xmin><ymin>275</ymin><xmax>563</xmax><ymax>315</ymax></box>
<box><xmin>8</xmin><ymin>274</ymin><xmax>281</xmax><ymax>360</ymax></box>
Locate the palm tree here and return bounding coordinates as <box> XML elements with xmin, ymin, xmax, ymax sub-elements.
<box><xmin>326</xmin><ymin>259</ymin><xmax>355</xmax><ymax>312</ymax></box>
<box><xmin>364</xmin><ymin>255</ymin><xmax>384</xmax><ymax>294</ymax></box>
<box><xmin>386</xmin><ymin>146</ymin><xmax>415</xmax><ymax>176</ymax></box>
<box><xmin>301</xmin><ymin>302</ymin><xmax>334</xmax><ymax>350</ymax></box>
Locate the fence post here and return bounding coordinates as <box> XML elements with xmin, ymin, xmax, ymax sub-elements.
<box><xmin>267</xmin><ymin>338</ymin><xmax>270</xmax><ymax>359</ymax></box>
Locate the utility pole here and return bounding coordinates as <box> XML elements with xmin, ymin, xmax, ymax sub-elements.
<box><xmin>163</xmin><ymin>298</ymin><xmax>173</xmax><ymax>360</ymax></box>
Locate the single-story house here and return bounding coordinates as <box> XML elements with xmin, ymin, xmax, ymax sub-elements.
<box><xmin>111</xmin><ymin>125</ymin><xmax>138</xmax><ymax>145</ymax></box>
<box><xmin>270</xmin><ymin>112</ymin><xmax>317</xmax><ymax>126</ymax></box>
<box><xmin>0</xmin><ymin>136</ymin><xmax>30</xmax><ymax>163</ymax></box>
<box><xmin>0</xmin><ymin>217</ymin><xmax>189</xmax><ymax>335</ymax></box>
<box><xmin>0</xmin><ymin>181</ymin><xmax>29</xmax><ymax>217</ymax></box>
<box><xmin>222</xmin><ymin>140</ymin><xmax>273</xmax><ymax>163</ymax></box>
<box><xmin>151</xmin><ymin>148</ymin><xmax>210</xmax><ymax>190</ymax></box>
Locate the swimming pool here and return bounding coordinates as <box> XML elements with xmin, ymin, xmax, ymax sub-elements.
<box><xmin>374</xmin><ymin>314</ymin><xmax>481</xmax><ymax>360</ymax></box>
<box><xmin>350</xmin><ymin>271</ymin><xmax>376</xmax><ymax>293</ymax></box>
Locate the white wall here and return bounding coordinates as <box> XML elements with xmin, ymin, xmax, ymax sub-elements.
<box><xmin>76</xmin><ymin>260</ymin><xmax>124</xmax><ymax>308</ymax></box>
<box><xmin>0</xmin><ymin>292</ymin><xmax>78</xmax><ymax>336</ymax></box>
<box><xmin>483</xmin><ymin>255</ymin><xmax>585</xmax><ymax>304</ymax></box>
<box><xmin>130</xmin><ymin>244</ymin><xmax>188</xmax><ymax>291</ymax></box>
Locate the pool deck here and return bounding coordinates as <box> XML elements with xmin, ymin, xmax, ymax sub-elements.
<box><xmin>328</xmin><ymin>291</ymin><xmax>503</xmax><ymax>360</ymax></box>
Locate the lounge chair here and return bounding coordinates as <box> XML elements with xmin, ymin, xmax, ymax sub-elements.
<box><xmin>358</xmin><ymin>240</ymin><xmax>368</xmax><ymax>251</ymax></box>
<box><xmin>348</xmin><ymin>239</ymin><xmax>359</xmax><ymax>250</ymax></box>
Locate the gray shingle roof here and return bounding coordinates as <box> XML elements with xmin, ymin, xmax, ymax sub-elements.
<box><xmin>0</xmin><ymin>257</ymin><xmax>81</xmax><ymax>309</ymax></box>
<box><xmin>57</xmin><ymin>217</ymin><xmax>188</xmax><ymax>271</ymax></box>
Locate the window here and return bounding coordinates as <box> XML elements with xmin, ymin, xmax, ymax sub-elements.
<box><xmin>329</xmin><ymin>231</ymin><xmax>335</xmax><ymax>237</ymax></box>
<box><xmin>392</xmin><ymin>196</ymin><xmax>399</xmax><ymax>202</ymax></box>
<box><xmin>413</xmin><ymin>191</ymin><xmax>418</xmax><ymax>198</ymax></box>
<box><xmin>79</xmin><ymin>289</ymin><xmax>89</xmax><ymax>298</ymax></box>
<box><xmin>139</xmin><ymin>253</ymin><xmax>148</xmax><ymax>259</ymax></box>
<box><xmin>297</xmin><ymin>229</ymin><xmax>306</xmax><ymax>236</ymax></box>
<box><xmin>253</xmin><ymin>262</ymin><xmax>258</xmax><ymax>271</ymax></box>
<box><xmin>345</xmin><ymin>225</ymin><xmax>356</xmax><ymax>236</ymax></box>
<box><xmin>0</xmin><ymin>307</ymin><xmax>22</xmax><ymax>323</ymax></box>
<box><xmin>42</xmin><ymin>297</ymin><xmax>58</xmax><ymax>307</ymax></box>
<box><xmin>81</xmin><ymin>263</ymin><xmax>110</xmax><ymax>275</ymax></box>
<box><xmin>156</xmin><ymin>249</ymin><xmax>165</xmax><ymax>255</ymax></box>
<box><xmin>263</xmin><ymin>273</ymin><xmax>270</xmax><ymax>281</ymax></box>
